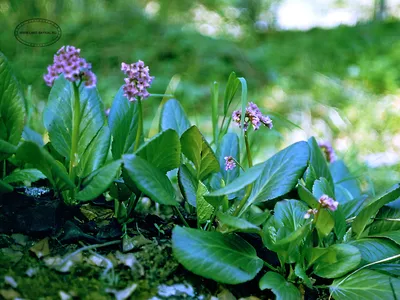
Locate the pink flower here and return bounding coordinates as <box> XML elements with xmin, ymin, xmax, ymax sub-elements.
<box><xmin>232</xmin><ymin>102</ymin><xmax>273</xmax><ymax>131</ymax></box>
<box><xmin>318</xmin><ymin>141</ymin><xmax>336</xmax><ymax>163</ymax></box>
<box><xmin>319</xmin><ymin>194</ymin><xmax>339</xmax><ymax>211</ymax></box>
<box><xmin>224</xmin><ymin>156</ymin><xmax>236</xmax><ymax>171</ymax></box>
<box><xmin>43</xmin><ymin>45</ymin><xmax>96</xmax><ymax>88</ymax></box>
<box><xmin>121</xmin><ymin>60</ymin><xmax>154</xmax><ymax>102</ymax></box>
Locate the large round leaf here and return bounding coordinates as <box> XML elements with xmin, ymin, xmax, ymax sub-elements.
<box><xmin>172</xmin><ymin>226</ymin><xmax>263</xmax><ymax>284</ymax></box>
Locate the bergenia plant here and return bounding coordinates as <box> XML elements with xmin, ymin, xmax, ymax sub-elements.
<box><xmin>1</xmin><ymin>48</ymin><xmax>400</xmax><ymax>299</ymax></box>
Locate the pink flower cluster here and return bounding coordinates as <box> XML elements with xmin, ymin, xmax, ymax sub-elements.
<box><xmin>318</xmin><ymin>141</ymin><xmax>336</xmax><ymax>163</ymax></box>
<box><xmin>224</xmin><ymin>156</ymin><xmax>236</xmax><ymax>171</ymax></box>
<box><xmin>232</xmin><ymin>102</ymin><xmax>273</xmax><ymax>131</ymax></box>
<box><xmin>44</xmin><ymin>45</ymin><xmax>96</xmax><ymax>88</ymax></box>
<box><xmin>319</xmin><ymin>194</ymin><xmax>339</xmax><ymax>211</ymax></box>
<box><xmin>121</xmin><ymin>60</ymin><xmax>154</xmax><ymax>101</ymax></box>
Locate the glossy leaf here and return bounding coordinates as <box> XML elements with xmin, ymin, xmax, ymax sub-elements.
<box><xmin>307</xmin><ymin>137</ymin><xmax>333</xmax><ymax>185</ymax></box>
<box><xmin>172</xmin><ymin>226</ymin><xmax>263</xmax><ymax>284</ymax></box>
<box><xmin>108</xmin><ymin>87</ymin><xmax>141</xmax><ymax>159</ymax></box>
<box><xmin>3</xmin><ymin>169</ymin><xmax>45</xmax><ymax>184</ymax></box>
<box><xmin>135</xmin><ymin>129</ymin><xmax>180</xmax><ymax>173</ymax></box>
<box><xmin>180</xmin><ymin>126</ymin><xmax>219</xmax><ymax>180</ymax></box>
<box><xmin>274</xmin><ymin>200</ymin><xmax>308</xmax><ymax>231</ymax></box>
<box><xmin>160</xmin><ymin>99</ymin><xmax>191</xmax><ymax>137</ymax></box>
<box><xmin>178</xmin><ymin>164</ymin><xmax>198</xmax><ymax>207</ymax></box>
<box><xmin>44</xmin><ymin>76</ymin><xmax>105</xmax><ymax>162</ymax></box>
<box><xmin>369</xmin><ymin>206</ymin><xmax>400</xmax><ymax>234</ymax></box>
<box><xmin>76</xmin><ymin>160</ymin><xmax>121</xmax><ymax>201</ymax></box>
<box><xmin>295</xmin><ymin>264</ymin><xmax>313</xmax><ymax>288</ymax></box>
<box><xmin>196</xmin><ymin>181</ymin><xmax>214</xmax><ymax>223</ymax></box>
<box><xmin>22</xmin><ymin>126</ymin><xmax>44</xmax><ymax>146</ymax></box>
<box><xmin>244</xmin><ymin>141</ymin><xmax>309</xmax><ymax>211</ymax></box>
<box><xmin>0</xmin><ymin>139</ymin><xmax>17</xmax><ymax>157</ymax></box>
<box><xmin>123</xmin><ymin>154</ymin><xmax>177</xmax><ymax>205</ymax></box>
<box><xmin>370</xmin><ymin>231</ymin><xmax>400</xmax><ymax>246</ymax></box>
<box><xmin>216</xmin><ymin>211</ymin><xmax>261</xmax><ymax>233</ymax></box>
<box><xmin>330</xmin><ymin>269</ymin><xmax>400</xmax><ymax>300</ymax></box>
<box><xmin>313</xmin><ymin>178</ymin><xmax>335</xmax><ymax>199</ymax></box>
<box><xmin>259</xmin><ymin>272</ymin><xmax>301</xmax><ymax>300</ymax></box>
<box><xmin>313</xmin><ymin>244</ymin><xmax>361</xmax><ymax>278</ymax></box>
<box><xmin>216</xmin><ymin>133</ymin><xmax>240</xmax><ymax>184</ymax></box>
<box><xmin>0</xmin><ymin>52</ymin><xmax>25</xmax><ymax>160</ymax></box>
<box><xmin>352</xmin><ymin>183</ymin><xmax>400</xmax><ymax>238</ymax></box>
<box><xmin>349</xmin><ymin>238</ymin><xmax>400</xmax><ymax>265</ymax></box>
<box><xmin>16</xmin><ymin>141</ymin><xmax>74</xmax><ymax>191</ymax></box>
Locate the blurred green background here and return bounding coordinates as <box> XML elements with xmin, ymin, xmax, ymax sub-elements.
<box><xmin>1</xmin><ymin>0</ymin><xmax>400</xmax><ymax>194</ymax></box>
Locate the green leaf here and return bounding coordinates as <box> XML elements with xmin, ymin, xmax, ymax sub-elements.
<box><xmin>349</xmin><ymin>238</ymin><xmax>400</xmax><ymax>265</ymax></box>
<box><xmin>313</xmin><ymin>244</ymin><xmax>361</xmax><ymax>278</ymax></box>
<box><xmin>370</xmin><ymin>231</ymin><xmax>400</xmax><ymax>246</ymax></box>
<box><xmin>108</xmin><ymin>87</ymin><xmax>141</xmax><ymax>159</ymax></box>
<box><xmin>244</xmin><ymin>141</ymin><xmax>309</xmax><ymax>211</ymax></box>
<box><xmin>180</xmin><ymin>126</ymin><xmax>219</xmax><ymax>180</ymax></box>
<box><xmin>259</xmin><ymin>272</ymin><xmax>301</xmax><ymax>300</ymax></box>
<box><xmin>44</xmin><ymin>75</ymin><xmax>105</xmax><ymax>161</ymax></box>
<box><xmin>369</xmin><ymin>206</ymin><xmax>400</xmax><ymax>234</ymax></box>
<box><xmin>330</xmin><ymin>160</ymin><xmax>361</xmax><ymax>198</ymax></box>
<box><xmin>223</xmin><ymin>71</ymin><xmax>239</xmax><ymax>115</ymax></box>
<box><xmin>123</xmin><ymin>154</ymin><xmax>177</xmax><ymax>205</ymax></box>
<box><xmin>0</xmin><ymin>139</ymin><xmax>17</xmax><ymax>157</ymax></box>
<box><xmin>172</xmin><ymin>226</ymin><xmax>263</xmax><ymax>284</ymax></box>
<box><xmin>294</xmin><ymin>263</ymin><xmax>313</xmax><ymax>288</ymax></box>
<box><xmin>197</xmin><ymin>181</ymin><xmax>214</xmax><ymax>224</ymax></box>
<box><xmin>76</xmin><ymin>124</ymin><xmax>111</xmax><ymax>178</ymax></box>
<box><xmin>352</xmin><ymin>183</ymin><xmax>400</xmax><ymax>238</ymax></box>
<box><xmin>0</xmin><ymin>179</ymin><xmax>13</xmax><ymax>194</ymax></box>
<box><xmin>306</xmin><ymin>247</ymin><xmax>328</xmax><ymax>268</ymax></box>
<box><xmin>76</xmin><ymin>160</ymin><xmax>121</xmax><ymax>201</ymax></box>
<box><xmin>160</xmin><ymin>99</ymin><xmax>191</xmax><ymax>137</ymax></box>
<box><xmin>0</xmin><ymin>52</ymin><xmax>25</xmax><ymax>160</ymax></box>
<box><xmin>216</xmin><ymin>133</ymin><xmax>240</xmax><ymax>185</ymax></box>
<box><xmin>178</xmin><ymin>164</ymin><xmax>198</xmax><ymax>207</ymax></box>
<box><xmin>16</xmin><ymin>141</ymin><xmax>74</xmax><ymax>191</ymax></box>
<box><xmin>298</xmin><ymin>182</ymin><xmax>319</xmax><ymax>209</ymax></box>
<box><xmin>274</xmin><ymin>200</ymin><xmax>309</xmax><ymax>231</ymax></box>
<box><xmin>307</xmin><ymin>137</ymin><xmax>333</xmax><ymax>185</ymax></box>
<box><xmin>313</xmin><ymin>178</ymin><xmax>335</xmax><ymax>199</ymax></box>
<box><xmin>207</xmin><ymin>163</ymin><xmax>264</xmax><ymax>197</ymax></box>
<box><xmin>216</xmin><ymin>211</ymin><xmax>261</xmax><ymax>233</ymax></box>
<box><xmin>22</xmin><ymin>126</ymin><xmax>44</xmax><ymax>146</ymax></box>
<box><xmin>135</xmin><ymin>129</ymin><xmax>180</xmax><ymax>173</ymax></box>
<box><xmin>3</xmin><ymin>169</ymin><xmax>45</xmax><ymax>184</ymax></box>
<box><xmin>303</xmin><ymin>164</ymin><xmax>318</xmax><ymax>191</ymax></box>
<box><xmin>330</xmin><ymin>269</ymin><xmax>400</xmax><ymax>300</ymax></box>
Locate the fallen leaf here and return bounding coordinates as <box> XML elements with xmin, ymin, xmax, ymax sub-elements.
<box><xmin>105</xmin><ymin>283</ymin><xmax>137</xmax><ymax>300</ymax></box>
<box><xmin>30</xmin><ymin>237</ymin><xmax>50</xmax><ymax>258</ymax></box>
<box><xmin>0</xmin><ymin>289</ymin><xmax>21</xmax><ymax>300</ymax></box>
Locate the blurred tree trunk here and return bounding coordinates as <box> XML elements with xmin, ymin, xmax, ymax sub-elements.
<box><xmin>374</xmin><ymin>0</ymin><xmax>386</xmax><ymax>21</ymax></box>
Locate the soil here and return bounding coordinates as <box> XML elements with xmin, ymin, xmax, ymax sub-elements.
<box><xmin>0</xmin><ymin>187</ymin><xmax>328</xmax><ymax>300</ymax></box>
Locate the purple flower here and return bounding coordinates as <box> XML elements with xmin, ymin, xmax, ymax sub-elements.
<box><xmin>121</xmin><ymin>60</ymin><xmax>154</xmax><ymax>102</ymax></box>
<box><xmin>319</xmin><ymin>194</ymin><xmax>339</xmax><ymax>211</ymax></box>
<box><xmin>224</xmin><ymin>156</ymin><xmax>236</xmax><ymax>171</ymax></box>
<box><xmin>232</xmin><ymin>102</ymin><xmax>273</xmax><ymax>131</ymax></box>
<box><xmin>304</xmin><ymin>208</ymin><xmax>318</xmax><ymax>219</ymax></box>
<box><xmin>318</xmin><ymin>141</ymin><xmax>336</xmax><ymax>163</ymax></box>
<box><xmin>43</xmin><ymin>45</ymin><xmax>96</xmax><ymax>88</ymax></box>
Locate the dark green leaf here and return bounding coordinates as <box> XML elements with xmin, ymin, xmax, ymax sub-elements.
<box><xmin>216</xmin><ymin>133</ymin><xmax>240</xmax><ymax>184</ymax></box>
<box><xmin>244</xmin><ymin>141</ymin><xmax>309</xmax><ymax>212</ymax></box>
<box><xmin>349</xmin><ymin>238</ymin><xmax>400</xmax><ymax>265</ymax></box>
<box><xmin>330</xmin><ymin>269</ymin><xmax>400</xmax><ymax>300</ymax></box>
<box><xmin>123</xmin><ymin>154</ymin><xmax>177</xmax><ymax>205</ymax></box>
<box><xmin>44</xmin><ymin>75</ymin><xmax>105</xmax><ymax>161</ymax></box>
<box><xmin>76</xmin><ymin>160</ymin><xmax>121</xmax><ymax>201</ymax></box>
<box><xmin>160</xmin><ymin>99</ymin><xmax>191</xmax><ymax>137</ymax></box>
<box><xmin>274</xmin><ymin>200</ymin><xmax>309</xmax><ymax>231</ymax></box>
<box><xmin>172</xmin><ymin>226</ymin><xmax>263</xmax><ymax>284</ymax></box>
<box><xmin>0</xmin><ymin>52</ymin><xmax>25</xmax><ymax>160</ymax></box>
<box><xmin>259</xmin><ymin>272</ymin><xmax>301</xmax><ymax>300</ymax></box>
<box><xmin>313</xmin><ymin>244</ymin><xmax>361</xmax><ymax>278</ymax></box>
<box><xmin>369</xmin><ymin>231</ymin><xmax>400</xmax><ymax>246</ymax></box>
<box><xmin>0</xmin><ymin>179</ymin><xmax>13</xmax><ymax>194</ymax></box>
<box><xmin>307</xmin><ymin>137</ymin><xmax>333</xmax><ymax>185</ymax></box>
<box><xmin>135</xmin><ymin>129</ymin><xmax>180</xmax><ymax>173</ymax></box>
<box><xmin>0</xmin><ymin>139</ymin><xmax>17</xmax><ymax>157</ymax></box>
<box><xmin>16</xmin><ymin>141</ymin><xmax>74</xmax><ymax>191</ymax></box>
<box><xmin>369</xmin><ymin>206</ymin><xmax>400</xmax><ymax>234</ymax></box>
<box><xmin>216</xmin><ymin>211</ymin><xmax>260</xmax><ymax>233</ymax></box>
<box><xmin>3</xmin><ymin>169</ymin><xmax>45</xmax><ymax>184</ymax></box>
<box><xmin>108</xmin><ymin>87</ymin><xmax>141</xmax><ymax>159</ymax></box>
<box><xmin>223</xmin><ymin>72</ymin><xmax>239</xmax><ymax>115</ymax></box>
<box><xmin>180</xmin><ymin>126</ymin><xmax>219</xmax><ymax>180</ymax></box>
<box><xmin>22</xmin><ymin>126</ymin><xmax>44</xmax><ymax>147</ymax></box>
<box><xmin>295</xmin><ymin>263</ymin><xmax>313</xmax><ymax>288</ymax></box>
<box><xmin>178</xmin><ymin>164</ymin><xmax>198</xmax><ymax>207</ymax></box>
<box><xmin>352</xmin><ymin>183</ymin><xmax>400</xmax><ymax>238</ymax></box>
<box><xmin>197</xmin><ymin>181</ymin><xmax>214</xmax><ymax>223</ymax></box>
